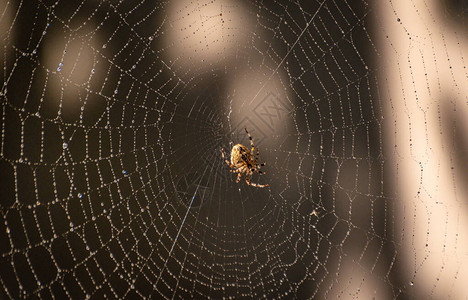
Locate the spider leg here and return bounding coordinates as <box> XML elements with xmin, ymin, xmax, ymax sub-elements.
<box><xmin>249</xmin><ymin>182</ymin><xmax>269</xmax><ymax>188</ymax></box>
<box><xmin>252</xmin><ymin>163</ymin><xmax>266</xmax><ymax>174</ymax></box>
<box><xmin>244</xmin><ymin>128</ymin><xmax>265</xmax><ymax>168</ymax></box>
<box><xmin>253</xmin><ymin>161</ymin><xmax>266</xmax><ymax>173</ymax></box>
<box><xmin>230</xmin><ymin>165</ymin><xmax>245</xmax><ymax>173</ymax></box>
<box><xmin>245</xmin><ymin>127</ymin><xmax>255</xmax><ymax>155</ymax></box>
<box><xmin>221</xmin><ymin>148</ymin><xmax>233</xmax><ymax>168</ymax></box>
<box><xmin>236</xmin><ymin>172</ymin><xmax>242</xmax><ymax>183</ymax></box>
<box><xmin>255</xmin><ymin>148</ymin><xmax>260</xmax><ymax>164</ymax></box>
<box><xmin>245</xmin><ymin>174</ymin><xmax>269</xmax><ymax>188</ymax></box>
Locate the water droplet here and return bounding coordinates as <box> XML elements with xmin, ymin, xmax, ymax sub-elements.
<box><xmin>78</xmin><ymin>193</ymin><xmax>83</xmax><ymax>199</ymax></box>
<box><xmin>59</xmin><ymin>62</ymin><xmax>63</xmax><ymax>67</ymax></box>
<box><xmin>57</xmin><ymin>67</ymin><xmax>61</xmax><ymax>72</ymax></box>
<box><xmin>6</xmin><ymin>227</ymin><xmax>10</xmax><ymax>234</ymax></box>
<box><xmin>62</xmin><ymin>142</ymin><xmax>68</xmax><ymax>149</ymax></box>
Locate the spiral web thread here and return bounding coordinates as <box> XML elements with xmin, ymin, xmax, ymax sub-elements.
<box><xmin>0</xmin><ymin>0</ymin><xmax>445</xmax><ymax>298</ymax></box>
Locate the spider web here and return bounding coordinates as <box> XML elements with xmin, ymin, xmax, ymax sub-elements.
<box><xmin>0</xmin><ymin>0</ymin><xmax>466</xmax><ymax>298</ymax></box>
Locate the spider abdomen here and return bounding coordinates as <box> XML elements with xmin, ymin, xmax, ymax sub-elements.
<box><xmin>230</xmin><ymin>144</ymin><xmax>252</xmax><ymax>165</ymax></box>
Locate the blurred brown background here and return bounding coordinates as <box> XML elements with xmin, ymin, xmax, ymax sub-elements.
<box><xmin>0</xmin><ymin>0</ymin><xmax>466</xmax><ymax>298</ymax></box>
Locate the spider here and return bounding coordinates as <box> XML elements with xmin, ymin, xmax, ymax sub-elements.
<box><xmin>221</xmin><ymin>128</ymin><xmax>269</xmax><ymax>188</ymax></box>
